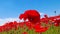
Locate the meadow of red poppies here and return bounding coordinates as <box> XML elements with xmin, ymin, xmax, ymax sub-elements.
<box><xmin>0</xmin><ymin>10</ymin><xmax>60</xmax><ymax>34</ymax></box>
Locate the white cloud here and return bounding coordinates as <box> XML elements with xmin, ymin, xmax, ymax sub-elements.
<box><xmin>39</xmin><ymin>12</ymin><xmax>45</xmax><ymax>18</ymax></box>
<box><xmin>0</xmin><ymin>18</ymin><xmax>24</xmax><ymax>26</ymax></box>
<box><xmin>40</xmin><ymin>12</ymin><xmax>45</xmax><ymax>15</ymax></box>
<box><xmin>0</xmin><ymin>12</ymin><xmax>46</xmax><ymax>26</ymax></box>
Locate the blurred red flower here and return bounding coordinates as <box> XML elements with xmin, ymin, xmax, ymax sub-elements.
<box><xmin>19</xmin><ymin>10</ymin><xmax>40</xmax><ymax>24</ymax></box>
<box><xmin>22</xmin><ymin>32</ymin><xmax>28</xmax><ymax>34</ymax></box>
<box><xmin>34</xmin><ymin>23</ymin><xmax>48</xmax><ymax>32</ymax></box>
<box><xmin>54</xmin><ymin>19</ymin><xmax>60</xmax><ymax>26</ymax></box>
<box><xmin>25</xmin><ymin>22</ymin><xmax>34</xmax><ymax>30</ymax></box>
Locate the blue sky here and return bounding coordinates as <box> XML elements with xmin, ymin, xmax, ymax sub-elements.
<box><xmin>0</xmin><ymin>0</ymin><xmax>60</xmax><ymax>18</ymax></box>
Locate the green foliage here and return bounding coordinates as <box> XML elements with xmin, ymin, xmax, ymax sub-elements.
<box><xmin>0</xmin><ymin>25</ymin><xmax>60</xmax><ymax>34</ymax></box>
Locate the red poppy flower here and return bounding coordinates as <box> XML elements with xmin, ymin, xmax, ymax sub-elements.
<box><xmin>19</xmin><ymin>10</ymin><xmax>40</xmax><ymax>24</ymax></box>
<box><xmin>34</xmin><ymin>23</ymin><xmax>48</xmax><ymax>32</ymax></box>
<box><xmin>22</xmin><ymin>32</ymin><xmax>28</xmax><ymax>34</ymax></box>
<box><xmin>25</xmin><ymin>22</ymin><xmax>34</xmax><ymax>30</ymax></box>
<box><xmin>0</xmin><ymin>26</ymin><xmax>3</xmax><ymax>32</ymax></box>
<box><xmin>19</xmin><ymin>14</ymin><xmax>28</xmax><ymax>20</ymax></box>
<box><xmin>19</xmin><ymin>22</ymin><xmax>25</xmax><ymax>28</ymax></box>
<box><xmin>41</xmin><ymin>18</ymin><xmax>49</xmax><ymax>24</ymax></box>
<box><xmin>35</xmin><ymin>26</ymin><xmax>48</xmax><ymax>32</ymax></box>
<box><xmin>44</xmin><ymin>14</ymin><xmax>48</xmax><ymax>18</ymax></box>
<box><xmin>54</xmin><ymin>19</ymin><xmax>60</xmax><ymax>26</ymax></box>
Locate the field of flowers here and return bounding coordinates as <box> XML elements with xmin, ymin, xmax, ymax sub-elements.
<box><xmin>0</xmin><ymin>10</ymin><xmax>60</xmax><ymax>34</ymax></box>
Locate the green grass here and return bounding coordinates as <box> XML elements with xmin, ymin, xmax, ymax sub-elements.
<box><xmin>42</xmin><ymin>25</ymin><xmax>60</xmax><ymax>34</ymax></box>
<box><xmin>0</xmin><ymin>25</ymin><xmax>60</xmax><ymax>34</ymax></box>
